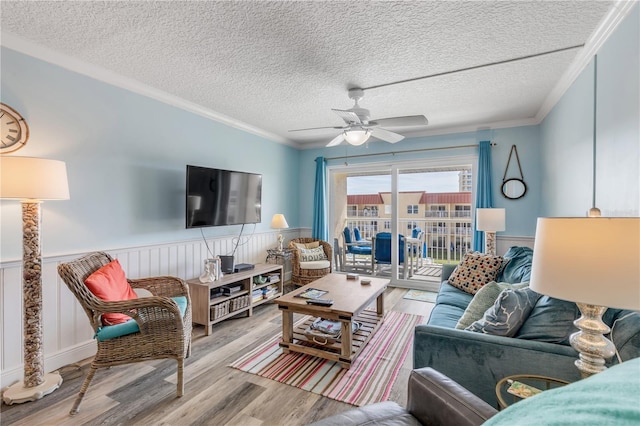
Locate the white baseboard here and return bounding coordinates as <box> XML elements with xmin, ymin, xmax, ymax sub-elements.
<box><xmin>1</xmin><ymin>341</ymin><xmax>96</xmax><ymax>387</ymax></box>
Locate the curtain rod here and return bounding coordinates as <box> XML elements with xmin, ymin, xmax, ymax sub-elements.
<box><xmin>324</xmin><ymin>142</ymin><xmax>496</xmax><ymax>162</ymax></box>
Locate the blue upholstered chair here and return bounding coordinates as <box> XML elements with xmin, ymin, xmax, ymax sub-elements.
<box><xmin>410</xmin><ymin>227</ymin><xmax>426</xmax><ymax>261</ymax></box>
<box><xmin>411</xmin><ymin>227</ymin><xmax>422</xmax><ymax>239</ymax></box>
<box><xmin>353</xmin><ymin>227</ymin><xmax>365</xmax><ymax>243</ymax></box>
<box><xmin>371</xmin><ymin>232</ymin><xmax>406</xmax><ymax>276</ymax></box>
<box><xmin>341</xmin><ymin>227</ymin><xmax>372</xmax><ymax>271</ymax></box>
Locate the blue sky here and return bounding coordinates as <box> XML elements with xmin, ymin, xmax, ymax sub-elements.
<box><xmin>347</xmin><ymin>171</ymin><xmax>461</xmax><ymax>194</ymax></box>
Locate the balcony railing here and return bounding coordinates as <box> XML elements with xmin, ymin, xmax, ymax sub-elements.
<box><xmin>425</xmin><ymin>211</ymin><xmax>449</xmax><ymax>218</ymax></box>
<box><xmin>342</xmin><ymin>217</ymin><xmax>473</xmax><ymax>264</ymax></box>
<box><xmin>423</xmin><ymin>210</ymin><xmax>472</xmax><ymax>218</ymax></box>
<box><xmin>348</xmin><ymin>211</ymin><xmax>380</xmax><ymax>217</ymax></box>
<box><xmin>452</xmin><ymin>211</ymin><xmax>471</xmax><ymax>218</ymax></box>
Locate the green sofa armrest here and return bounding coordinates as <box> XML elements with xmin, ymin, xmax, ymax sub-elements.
<box><xmin>413</xmin><ymin>324</ymin><xmax>582</xmax><ymax>407</ymax></box>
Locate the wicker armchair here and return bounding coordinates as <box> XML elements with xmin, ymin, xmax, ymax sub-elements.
<box><xmin>289</xmin><ymin>238</ymin><xmax>332</xmax><ymax>286</ymax></box>
<box><xmin>57</xmin><ymin>252</ymin><xmax>192</xmax><ymax>415</ymax></box>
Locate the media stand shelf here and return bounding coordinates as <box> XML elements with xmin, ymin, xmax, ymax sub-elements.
<box><xmin>187</xmin><ymin>263</ymin><xmax>283</xmax><ymax>336</ymax></box>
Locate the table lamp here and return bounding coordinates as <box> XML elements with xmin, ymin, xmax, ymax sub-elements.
<box><xmin>529</xmin><ymin>217</ymin><xmax>640</xmax><ymax>378</ymax></box>
<box><xmin>1</xmin><ymin>156</ymin><xmax>70</xmax><ymax>404</ymax></box>
<box><xmin>476</xmin><ymin>208</ymin><xmax>505</xmax><ymax>256</ymax></box>
<box><xmin>270</xmin><ymin>213</ymin><xmax>289</xmax><ymax>251</ymax></box>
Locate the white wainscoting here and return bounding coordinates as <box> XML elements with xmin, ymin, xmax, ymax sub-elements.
<box><xmin>0</xmin><ymin>228</ymin><xmax>309</xmax><ymax>386</ymax></box>
<box><xmin>496</xmin><ymin>235</ymin><xmax>535</xmax><ymax>256</ymax></box>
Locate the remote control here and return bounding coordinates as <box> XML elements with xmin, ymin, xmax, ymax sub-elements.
<box><xmin>306</xmin><ymin>299</ymin><xmax>334</xmax><ymax>306</ymax></box>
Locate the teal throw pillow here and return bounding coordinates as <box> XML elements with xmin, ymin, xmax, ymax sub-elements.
<box><xmin>497</xmin><ymin>246</ymin><xmax>533</xmax><ymax>283</ymax></box>
<box><xmin>516</xmin><ymin>296</ymin><xmax>579</xmax><ymax>345</ymax></box>
<box><xmin>466</xmin><ymin>287</ymin><xmax>540</xmax><ymax>337</ymax></box>
<box><xmin>456</xmin><ymin>281</ymin><xmax>529</xmax><ymax>330</ymax></box>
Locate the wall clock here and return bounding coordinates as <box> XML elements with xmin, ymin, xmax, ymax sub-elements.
<box><xmin>1</xmin><ymin>103</ymin><xmax>29</xmax><ymax>154</ymax></box>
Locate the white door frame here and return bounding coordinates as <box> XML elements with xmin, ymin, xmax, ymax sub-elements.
<box><xmin>327</xmin><ymin>154</ymin><xmax>477</xmax><ymax>290</ymax></box>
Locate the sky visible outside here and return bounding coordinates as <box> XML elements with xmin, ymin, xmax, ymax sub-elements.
<box><xmin>347</xmin><ymin>171</ymin><xmax>461</xmax><ymax>194</ymax></box>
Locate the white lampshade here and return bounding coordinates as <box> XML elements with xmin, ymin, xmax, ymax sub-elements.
<box><xmin>529</xmin><ymin>217</ymin><xmax>640</xmax><ymax>310</ymax></box>
<box><xmin>476</xmin><ymin>208</ymin><xmax>505</xmax><ymax>232</ymax></box>
<box><xmin>270</xmin><ymin>213</ymin><xmax>289</xmax><ymax>229</ymax></box>
<box><xmin>1</xmin><ymin>156</ymin><xmax>70</xmax><ymax>200</ymax></box>
<box><xmin>343</xmin><ymin>130</ymin><xmax>370</xmax><ymax>146</ymax></box>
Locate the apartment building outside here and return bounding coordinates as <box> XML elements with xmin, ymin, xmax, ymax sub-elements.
<box><xmin>346</xmin><ymin>190</ymin><xmax>473</xmax><ymax>261</ymax></box>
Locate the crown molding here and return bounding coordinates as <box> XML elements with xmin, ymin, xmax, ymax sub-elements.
<box><xmin>535</xmin><ymin>0</ymin><xmax>638</xmax><ymax>122</ymax></box>
<box><xmin>0</xmin><ymin>32</ymin><xmax>295</xmax><ymax>147</ymax></box>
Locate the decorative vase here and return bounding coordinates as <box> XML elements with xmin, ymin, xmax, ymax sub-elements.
<box><xmin>199</xmin><ymin>258</ymin><xmax>218</xmax><ymax>283</ymax></box>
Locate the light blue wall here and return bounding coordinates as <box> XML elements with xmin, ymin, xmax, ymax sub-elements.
<box><xmin>540</xmin><ymin>4</ymin><xmax>639</xmax><ymax>217</ymax></box>
<box><xmin>299</xmin><ymin>125</ymin><xmax>542</xmax><ymax>237</ymax></box>
<box><xmin>0</xmin><ymin>47</ymin><xmax>300</xmax><ymax>261</ymax></box>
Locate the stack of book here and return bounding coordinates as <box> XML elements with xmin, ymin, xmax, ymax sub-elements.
<box><xmin>251</xmin><ymin>289</ymin><xmax>264</xmax><ymax>303</ymax></box>
<box><xmin>262</xmin><ymin>284</ymin><xmax>278</xmax><ymax>300</ymax></box>
<box><xmin>267</xmin><ymin>273</ymin><xmax>280</xmax><ymax>283</ymax></box>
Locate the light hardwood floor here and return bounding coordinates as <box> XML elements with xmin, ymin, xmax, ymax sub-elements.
<box><xmin>1</xmin><ymin>287</ymin><xmax>434</xmax><ymax>426</ymax></box>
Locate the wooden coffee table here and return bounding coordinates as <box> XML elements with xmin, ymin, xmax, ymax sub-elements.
<box><xmin>274</xmin><ymin>273</ymin><xmax>389</xmax><ymax>369</ymax></box>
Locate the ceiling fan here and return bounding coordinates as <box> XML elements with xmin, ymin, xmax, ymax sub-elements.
<box><xmin>289</xmin><ymin>88</ymin><xmax>428</xmax><ymax>147</ymax></box>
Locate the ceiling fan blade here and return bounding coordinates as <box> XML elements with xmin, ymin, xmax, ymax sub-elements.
<box><xmin>369</xmin><ymin>115</ymin><xmax>428</xmax><ymax>128</ymax></box>
<box><xmin>326</xmin><ymin>133</ymin><xmax>345</xmax><ymax>147</ymax></box>
<box><xmin>370</xmin><ymin>127</ymin><xmax>404</xmax><ymax>143</ymax></box>
<box><xmin>332</xmin><ymin>109</ymin><xmax>362</xmax><ymax>124</ymax></box>
<box><xmin>289</xmin><ymin>126</ymin><xmax>346</xmax><ymax>132</ymax></box>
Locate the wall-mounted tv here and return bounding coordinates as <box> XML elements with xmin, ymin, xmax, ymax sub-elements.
<box><xmin>186</xmin><ymin>165</ymin><xmax>262</xmax><ymax>228</ymax></box>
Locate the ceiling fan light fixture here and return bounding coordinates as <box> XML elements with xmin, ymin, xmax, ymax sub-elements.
<box><xmin>343</xmin><ymin>129</ymin><xmax>370</xmax><ymax>146</ymax></box>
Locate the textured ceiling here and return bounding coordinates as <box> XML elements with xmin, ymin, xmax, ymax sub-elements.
<box><xmin>0</xmin><ymin>1</ymin><xmax>620</xmax><ymax>148</ymax></box>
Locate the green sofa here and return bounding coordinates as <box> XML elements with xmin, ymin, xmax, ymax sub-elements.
<box><xmin>413</xmin><ymin>247</ymin><xmax>640</xmax><ymax>407</ymax></box>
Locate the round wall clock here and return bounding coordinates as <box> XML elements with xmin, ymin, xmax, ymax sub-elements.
<box><xmin>1</xmin><ymin>103</ymin><xmax>29</xmax><ymax>154</ymax></box>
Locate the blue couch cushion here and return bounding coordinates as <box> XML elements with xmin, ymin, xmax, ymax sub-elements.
<box><xmin>497</xmin><ymin>246</ymin><xmax>533</xmax><ymax>283</ymax></box>
<box><xmin>95</xmin><ymin>295</ymin><xmax>188</xmax><ymax>341</ymax></box>
<box><xmin>436</xmin><ymin>282</ymin><xmax>474</xmax><ymax>311</ymax></box>
<box><xmin>516</xmin><ymin>296</ymin><xmax>579</xmax><ymax>345</ymax></box>
<box><xmin>427</xmin><ymin>303</ymin><xmax>466</xmax><ymax>328</ymax></box>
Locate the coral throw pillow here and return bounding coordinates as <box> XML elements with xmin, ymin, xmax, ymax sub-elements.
<box><xmin>448</xmin><ymin>252</ymin><xmax>503</xmax><ymax>295</ymax></box>
<box><xmin>84</xmin><ymin>259</ymin><xmax>138</xmax><ymax>325</ymax></box>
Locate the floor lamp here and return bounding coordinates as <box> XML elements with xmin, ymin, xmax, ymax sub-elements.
<box><xmin>1</xmin><ymin>156</ymin><xmax>70</xmax><ymax>404</ymax></box>
<box><xmin>476</xmin><ymin>208</ymin><xmax>505</xmax><ymax>256</ymax></box>
<box><xmin>529</xmin><ymin>217</ymin><xmax>640</xmax><ymax>377</ymax></box>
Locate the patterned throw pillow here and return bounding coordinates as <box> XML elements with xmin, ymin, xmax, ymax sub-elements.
<box><xmin>299</xmin><ymin>246</ymin><xmax>328</xmax><ymax>262</ymax></box>
<box><xmin>448</xmin><ymin>252</ymin><xmax>503</xmax><ymax>295</ymax></box>
<box><xmin>466</xmin><ymin>287</ymin><xmax>541</xmax><ymax>337</ymax></box>
<box><xmin>455</xmin><ymin>281</ymin><xmax>530</xmax><ymax>329</ymax></box>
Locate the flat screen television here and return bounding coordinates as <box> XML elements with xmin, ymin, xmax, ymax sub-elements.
<box><xmin>186</xmin><ymin>165</ymin><xmax>262</xmax><ymax>228</ymax></box>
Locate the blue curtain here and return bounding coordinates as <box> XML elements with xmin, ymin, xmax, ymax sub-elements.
<box><xmin>473</xmin><ymin>141</ymin><xmax>494</xmax><ymax>252</ymax></box>
<box><xmin>312</xmin><ymin>156</ymin><xmax>328</xmax><ymax>241</ymax></box>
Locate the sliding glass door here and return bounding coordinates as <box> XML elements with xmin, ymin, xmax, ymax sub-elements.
<box><xmin>328</xmin><ymin>156</ymin><xmax>475</xmax><ymax>291</ymax></box>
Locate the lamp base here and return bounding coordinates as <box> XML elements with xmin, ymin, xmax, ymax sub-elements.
<box><xmin>2</xmin><ymin>372</ymin><xmax>63</xmax><ymax>405</ymax></box>
<box><xmin>570</xmin><ymin>303</ymin><xmax>616</xmax><ymax>378</ymax></box>
<box><xmin>484</xmin><ymin>231</ymin><xmax>497</xmax><ymax>256</ymax></box>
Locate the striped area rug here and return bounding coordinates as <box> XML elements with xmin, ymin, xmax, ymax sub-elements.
<box><xmin>229</xmin><ymin>310</ymin><xmax>424</xmax><ymax>406</ymax></box>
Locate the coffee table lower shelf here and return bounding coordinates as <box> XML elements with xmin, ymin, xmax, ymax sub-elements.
<box><xmin>279</xmin><ymin>309</ymin><xmax>384</xmax><ymax>369</ymax></box>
